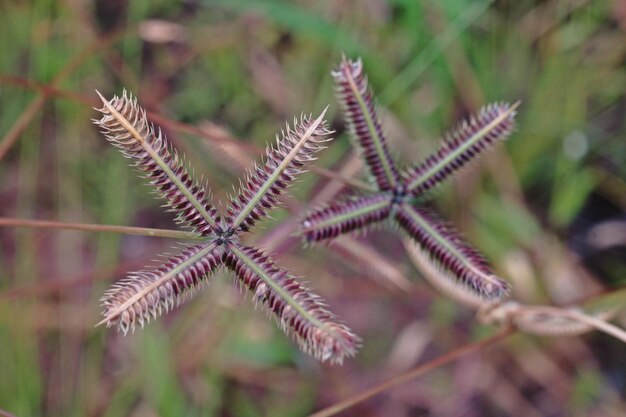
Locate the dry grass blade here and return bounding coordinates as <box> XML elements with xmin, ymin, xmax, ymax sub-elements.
<box><xmin>94</xmin><ymin>90</ymin><xmax>219</xmax><ymax>236</ymax></box>
<box><xmin>224</xmin><ymin>244</ymin><xmax>360</xmax><ymax>364</ymax></box>
<box><xmin>332</xmin><ymin>238</ymin><xmax>414</xmax><ymax>292</ymax></box>
<box><xmin>480</xmin><ymin>302</ymin><xmax>622</xmax><ymax>338</ymax></box>
<box><xmin>227</xmin><ymin>110</ymin><xmax>333</xmax><ymax>232</ymax></box>
<box><xmin>98</xmin><ymin>242</ymin><xmax>223</xmax><ymax>334</ymax></box>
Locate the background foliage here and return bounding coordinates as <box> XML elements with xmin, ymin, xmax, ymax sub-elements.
<box><xmin>1</xmin><ymin>0</ymin><xmax>625</xmax><ymax>416</ymax></box>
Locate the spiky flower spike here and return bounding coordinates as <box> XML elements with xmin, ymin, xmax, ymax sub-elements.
<box><xmin>301</xmin><ymin>194</ymin><xmax>392</xmax><ymax>243</ymax></box>
<box><xmin>98</xmin><ymin>242</ymin><xmax>224</xmax><ymax>333</ymax></box>
<box><xmin>224</xmin><ymin>246</ymin><xmax>360</xmax><ymax>363</ymax></box>
<box><xmin>333</xmin><ymin>57</ymin><xmax>400</xmax><ymax>191</ymax></box>
<box><xmin>301</xmin><ymin>57</ymin><xmax>517</xmax><ymax>304</ymax></box>
<box><xmin>401</xmin><ymin>102</ymin><xmax>517</xmax><ymax>197</ymax></box>
<box><xmin>94</xmin><ymin>92</ymin><xmax>359</xmax><ymax>364</ymax></box>
<box><xmin>396</xmin><ymin>205</ymin><xmax>509</xmax><ymax>301</ymax></box>
<box><xmin>228</xmin><ymin>113</ymin><xmax>332</xmax><ymax>232</ymax></box>
<box><xmin>94</xmin><ymin>90</ymin><xmax>218</xmax><ymax>236</ymax></box>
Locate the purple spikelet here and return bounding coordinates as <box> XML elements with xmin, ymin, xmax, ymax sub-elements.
<box><xmin>301</xmin><ymin>194</ymin><xmax>393</xmax><ymax>243</ymax></box>
<box><xmin>99</xmin><ymin>242</ymin><xmax>224</xmax><ymax>334</ymax></box>
<box><xmin>94</xmin><ymin>90</ymin><xmax>218</xmax><ymax>236</ymax></box>
<box><xmin>333</xmin><ymin>57</ymin><xmax>399</xmax><ymax>191</ymax></box>
<box><xmin>401</xmin><ymin>102</ymin><xmax>517</xmax><ymax>197</ymax></box>
<box><xmin>394</xmin><ymin>204</ymin><xmax>509</xmax><ymax>300</ymax></box>
<box><xmin>227</xmin><ymin>114</ymin><xmax>333</xmax><ymax>232</ymax></box>
<box><xmin>224</xmin><ymin>245</ymin><xmax>361</xmax><ymax>364</ymax></box>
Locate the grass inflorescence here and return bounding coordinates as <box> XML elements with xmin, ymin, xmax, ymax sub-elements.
<box><xmin>94</xmin><ymin>91</ymin><xmax>360</xmax><ymax>364</ymax></box>
<box><xmin>301</xmin><ymin>57</ymin><xmax>516</xmax><ymax>303</ymax></box>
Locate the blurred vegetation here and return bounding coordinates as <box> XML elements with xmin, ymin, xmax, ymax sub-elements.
<box><xmin>1</xmin><ymin>0</ymin><xmax>626</xmax><ymax>416</ymax></box>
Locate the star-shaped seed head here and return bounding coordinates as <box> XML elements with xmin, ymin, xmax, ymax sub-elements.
<box><xmin>94</xmin><ymin>91</ymin><xmax>360</xmax><ymax>364</ymax></box>
<box><xmin>300</xmin><ymin>57</ymin><xmax>517</xmax><ymax>305</ymax></box>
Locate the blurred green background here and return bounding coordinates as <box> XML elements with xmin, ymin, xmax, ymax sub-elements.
<box><xmin>1</xmin><ymin>0</ymin><xmax>626</xmax><ymax>416</ymax></box>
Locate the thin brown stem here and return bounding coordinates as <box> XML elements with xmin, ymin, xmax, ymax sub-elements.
<box><xmin>308</xmin><ymin>327</ymin><xmax>514</xmax><ymax>417</ymax></box>
<box><xmin>0</xmin><ymin>218</ymin><xmax>199</xmax><ymax>239</ymax></box>
<box><xmin>0</xmin><ymin>94</ymin><xmax>49</xmax><ymax>160</ymax></box>
<box><xmin>0</xmin><ymin>74</ymin><xmax>91</xmax><ymax>105</ymax></box>
<box><xmin>0</xmin><ymin>31</ymin><xmax>123</xmax><ymax>160</ymax></box>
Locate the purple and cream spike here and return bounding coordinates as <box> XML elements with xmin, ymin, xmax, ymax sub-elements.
<box><xmin>394</xmin><ymin>204</ymin><xmax>509</xmax><ymax>301</ymax></box>
<box><xmin>94</xmin><ymin>90</ymin><xmax>358</xmax><ymax>364</ymax></box>
<box><xmin>401</xmin><ymin>102</ymin><xmax>518</xmax><ymax>197</ymax></box>
<box><xmin>224</xmin><ymin>245</ymin><xmax>361</xmax><ymax>364</ymax></box>
<box><xmin>94</xmin><ymin>90</ymin><xmax>219</xmax><ymax>236</ymax></box>
<box><xmin>297</xmin><ymin>56</ymin><xmax>518</xmax><ymax>308</ymax></box>
<box><xmin>98</xmin><ymin>242</ymin><xmax>224</xmax><ymax>334</ymax></box>
<box><xmin>333</xmin><ymin>57</ymin><xmax>400</xmax><ymax>191</ymax></box>
<box><xmin>227</xmin><ymin>112</ymin><xmax>333</xmax><ymax>232</ymax></box>
<box><xmin>301</xmin><ymin>194</ymin><xmax>393</xmax><ymax>243</ymax></box>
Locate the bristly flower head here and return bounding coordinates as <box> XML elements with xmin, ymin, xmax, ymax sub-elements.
<box><xmin>300</xmin><ymin>57</ymin><xmax>518</xmax><ymax>305</ymax></box>
<box><xmin>94</xmin><ymin>90</ymin><xmax>360</xmax><ymax>364</ymax></box>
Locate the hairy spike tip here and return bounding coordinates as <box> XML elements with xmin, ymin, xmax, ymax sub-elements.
<box><xmin>224</xmin><ymin>244</ymin><xmax>360</xmax><ymax>364</ymax></box>
<box><xmin>332</xmin><ymin>56</ymin><xmax>399</xmax><ymax>191</ymax></box>
<box><xmin>99</xmin><ymin>242</ymin><xmax>223</xmax><ymax>334</ymax></box>
<box><xmin>93</xmin><ymin>90</ymin><xmax>219</xmax><ymax>235</ymax></box>
<box><xmin>395</xmin><ymin>204</ymin><xmax>510</xmax><ymax>301</ymax></box>
<box><xmin>227</xmin><ymin>111</ymin><xmax>333</xmax><ymax>232</ymax></box>
<box><xmin>300</xmin><ymin>194</ymin><xmax>393</xmax><ymax>243</ymax></box>
<box><xmin>401</xmin><ymin>101</ymin><xmax>518</xmax><ymax>197</ymax></box>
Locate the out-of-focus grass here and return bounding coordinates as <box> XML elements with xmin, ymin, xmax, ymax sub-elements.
<box><xmin>1</xmin><ymin>0</ymin><xmax>626</xmax><ymax>416</ymax></box>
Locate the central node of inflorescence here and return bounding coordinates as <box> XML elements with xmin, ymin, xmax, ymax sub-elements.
<box><xmin>391</xmin><ymin>184</ymin><xmax>408</xmax><ymax>205</ymax></box>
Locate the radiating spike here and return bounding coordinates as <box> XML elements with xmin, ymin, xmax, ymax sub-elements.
<box><xmin>395</xmin><ymin>204</ymin><xmax>509</xmax><ymax>301</ymax></box>
<box><xmin>224</xmin><ymin>244</ymin><xmax>360</xmax><ymax>364</ymax></box>
<box><xmin>227</xmin><ymin>110</ymin><xmax>333</xmax><ymax>232</ymax></box>
<box><xmin>300</xmin><ymin>194</ymin><xmax>393</xmax><ymax>243</ymax></box>
<box><xmin>332</xmin><ymin>57</ymin><xmax>399</xmax><ymax>191</ymax></box>
<box><xmin>94</xmin><ymin>91</ymin><xmax>219</xmax><ymax>236</ymax></box>
<box><xmin>98</xmin><ymin>242</ymin><xmax>223</xmax><ymax>333</ymax></box>
<box><xmin>401</xmin><ymin>102</ymin><xmax>518</xmax><ymax>197</ymax></box>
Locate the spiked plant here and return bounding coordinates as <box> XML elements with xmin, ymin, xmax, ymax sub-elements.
<box><xmin>301</xmin><ymin>57</ymin><xmax>518</xmax><ymax>302</ymax></box>
<box><xmin>94</xmin><ymin>91</ymin><xmax>360</xmax><ymax>364</ymax></box>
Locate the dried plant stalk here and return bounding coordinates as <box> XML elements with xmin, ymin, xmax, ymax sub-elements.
<box><xmin>479</xmin><ymin>302</ymin><xmax>620</xmax><ymax>337</ymax></box>
<box><xmin>401</xmin><ymin>102</ymin><xmax>518</xmax><ymax>197</ymax></box>
<box><xmin>99</xmin><ymin>242</ymin><xmax>223</xmax><ymax>334</ymax></box>
<box><xmin>227</xmin><ymin>112</ymin><xmax>332</xmax><ymax>232</ymax></box>
<box><xmin>224</xmin><ymin>245</ymin><xmax>360</xmax><ymax>364</ymax></box>
<box><xmin>333</xmin><ymin>57</ymin><xmax>399</xmax><ymax>191</ymax></box>
<box><xmin>301</xmin><ymin>194</ymin><xmax>392</xmax><ymax>243</ymax></box>
<box><xmin>94</xmin><ymin>90</ymin><xmax>218</xmax><ymax>236</ymax></box>
<box><xmin>394</xmin><ymin>204</ymin><xmax>509</xmax><ymax>301</ymax></box>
